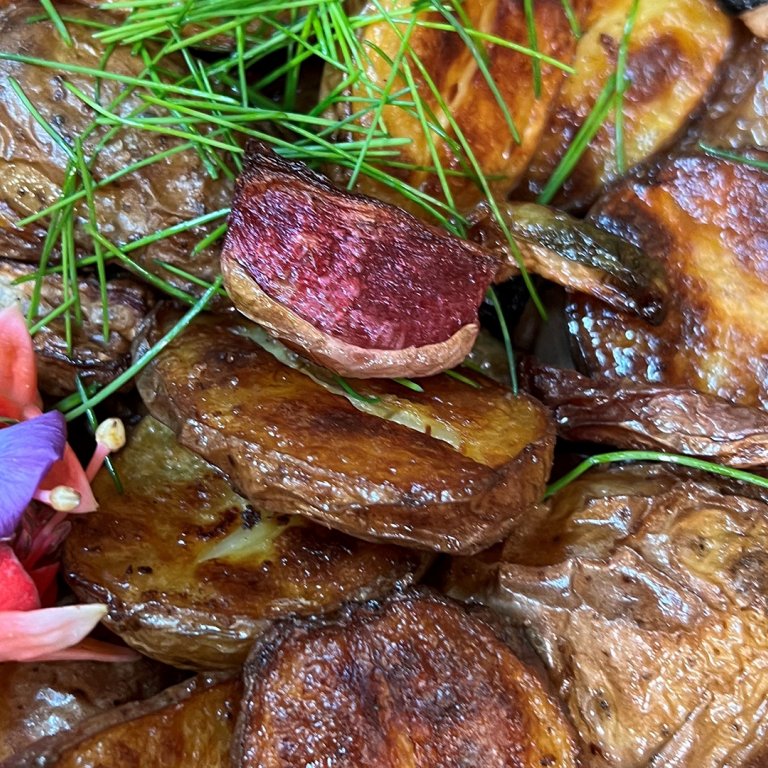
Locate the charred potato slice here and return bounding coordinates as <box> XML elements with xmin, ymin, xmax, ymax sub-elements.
<box><xmin>235</xmin><ymin>590</ymin><xmax>579</xmax><ymax>768</ymax></box>
<box><xmin>569</xmin><ymin>150</ymin><xmax>768</xmax><ymax>409</ymax></box>
<box><xmin>64</xmin><ymin>417</ymin><xmax>428</xmax><ymax>670</ymax></box>
<box><xmin>0</xmin><ymin>2</ymin><xmax>228</xmax><ymax>293</ymax></box>
<box><xmin>518</xmin><ymin>0</ymin><xmax>732</xmax><ymax>210</ymax></box>
<box><xmin>459</xmin><ymin>465</ymin><xmax>768</xmax><ymax>767</ymax></box>
<box><xmin>3</xmin><ymin>674</ymin><xmax>238</xmax><ymax>768</ymax></box>
<box><xmin>136</xmin><ymin>310</ymin><xmax>554</xmax><ymax>555</ymax></box>
<box><xmin>0</xmin><ymin>260</ymin><xmax>154</xmax><ymax>396</ymax></box>
<box><xmin>326</xmin><ymin>0</ymin><xmax>585</xmax><ymax>212</ymax></box>
<box><xmin>0</xmin><ymin>658</ymin><xmax>179</xmax><ymax>762</ymax></box>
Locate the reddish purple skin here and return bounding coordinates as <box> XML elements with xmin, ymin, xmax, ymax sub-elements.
<box><xmin>222</xmin><ymin>147</ymin><xmax>497</xmax><ymax>350</ymax></box>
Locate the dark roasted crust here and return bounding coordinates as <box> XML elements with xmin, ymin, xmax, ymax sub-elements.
<box><xmin>135</xmin><ymin>309</ymin><xmax>554</xmax><ymax>555</ymax></box>
<box><xmin>0</xmin><ymin>2</ymin><xmax>229</xmax><ymax>294</ymax></box>
<box><xmin>64</xmin><ymin>417</ymin><xmax>430</xmax><ymax>669</ymax></box>
<box><xmin>525</xmin><ymin>364</ymin><xmax>768</xmax><ymax>467</ymax></box>
<box><xmin>0</xmin><ymin>260</ymin><xmax>154</xmax><ymax>396</ymax></box>
<box><xmin>570</xmin><ymin>150</ymin><xmax>768</xmax><ymax>409</ymax></box>
<box><xmin>221</xmin><ymin>142</ymin><xmax>496</xmax><ymax>377</ymax></box>
<box><xmin>0</xmin><ymin>674</ymin><xmax>238</xmax><ymax>768</ymax></box>
<box><xmin>234</xmin><ymin>589</ymin><xmax>579</xmax><ymax>768</ymax></box>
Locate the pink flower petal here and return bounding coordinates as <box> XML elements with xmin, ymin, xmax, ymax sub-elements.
<box><xmin>0</xmin><ymin>544</ymin><xmax>40</xmax><ymax>611</ymax></box>
<box><xmin>36</xmin><ymin>637</ymin><xmax>141</xmax><ymax>663</ymax></box>
<box><xmin>0</xmin><ymin>603</ymin><xmax>107</xmax><ymax>662</ymax></box>
<box><xmin>0</xmin><ymin>305</ymin><xmax>41</xmax><ymax>414</ymax></box>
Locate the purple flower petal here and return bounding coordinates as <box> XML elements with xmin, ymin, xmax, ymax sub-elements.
<box><xmin>0</xmin><ymin>411</ymin><xmax>66</xmax><ymax>538</ymax></box>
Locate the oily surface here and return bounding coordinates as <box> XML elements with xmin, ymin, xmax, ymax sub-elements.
<box><xmin>236</xmin><ymin>590</ymin><xmax>578</xmax><ymax>768</ymax></box>
<box><xmin>569</xmin><ymin>151</ymin><xmax>768</xmax><ymax>409</ymax></box>
<box><xmin>489</xmin><ymin>466</ymin><xmax>768</xmax><ymax>767</ymax></box>
<box><xmin>328</xmin><ymin>0</ymin><xmax>585</xmax><ymax>212</ymax></box>
<box><xmin>0</xmin><ymin>2</ymin><xmax>228</xmax><ymax>293</ymax></box>
<box><xmin>525</xmin><ymin>364</ymin><xmax>768</xmax><ymax>467</ymax></box>
<box><xmin>136</xmin><ymin>310</ymin><xmax>554</xmax><ymax>554</ymax></box>
<box><xmin>0</xmin><ymin>657</ymin><xmax>178</xmax><ymax>762</ymax></box>
<box><xmin>518</xmin><ymin>0</ymin><xmax>731</xmax><ymax>210</ymax></box>
<box><xmin>64</xmin><ymin>417</ymin><xmax>427</xmax><ymax>669</ymax></box>
<box><xmin>223</xmin><ymin>144</ymin><xmax>496</xmax><ymax>351</ymax></box>
<box><xmin>0</xmin><ymin>260</ymin><xmax>154</xmax><ymax>396</ymax></box>
<box><xmin>2</xmin><ymin>675</ymin><xmax>238</xmax><ymax>768</ymax></box>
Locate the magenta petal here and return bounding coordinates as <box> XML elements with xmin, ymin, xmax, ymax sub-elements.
<box><xmin>0</xmin><ymin>604</ymin><xmax>107</xmax><ymax>662</ymax></box>
<box><xmin>0</xmin><ymin>411</ymin><xmax>66</xmax><ymax>537</ymax></box>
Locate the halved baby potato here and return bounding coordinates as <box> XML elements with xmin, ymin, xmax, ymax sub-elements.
<box><xmin>64</xmin><ymin>417</ymin><xmax>429</xmax><ymax>670</ymax></box>
<box><xmin>136</xmin><ymin>309</ymin><xmax>555</xmax><ymax>555</ymax></box>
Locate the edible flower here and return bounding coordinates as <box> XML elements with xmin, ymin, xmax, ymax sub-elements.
<box><xmin>0</xmin><ymin>305</ymin><xmax>134</xmax><ymax>662</ymax></box>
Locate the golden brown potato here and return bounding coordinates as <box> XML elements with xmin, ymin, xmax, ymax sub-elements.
<box><xmin>0</xmin><ymin>3</ymin><xmax>228</xmax><ymax>293</ymax></box>
<box><xmin>135</xmin><ymin>309</ymin><xmax>554</xmax><ymax>554</ymax></box>
<box><xmin>569</xmin><ymin>150</ymin><xmax>768</xmax><ymax>409</ymax></box>
<box><xmin>0</xmin><ymin>260</ymin><xmax>154</xmax><ymax>396</ymax></box>
<box><xmin>326</xmin><ymin>0</ymin><xmax>585</xmax><ymax>212</ymax></box>
<box><xmin>0</xmin><ymin>658</ymin><xmax>179</xmax><ymax>762</ymax></box>
<box><xmin>451</xmin><ymin>465</ymin><xmax>768</xmax><ymax>767</ymax></box>
<box><xmin>3</xmin><ymin>674</ymin><xmax>238</xmax><ymax>768</ymax></box>
<box><xmin>64</xmin><ymin>417</ymin><xmax>428</xmax><ymax>669</ymax></box>
<box><xmin>235</xmin><ymin>590</ymin><xmax>579</xmax><ymax>768</ymax></box>
<box><xmin>525</xmin><ymin>364</ymin><xmax>768</xmax><ymax>467</ymax></box>
<box><xmin>518</xmin><ymin>0</ymin><xmax>732</xmax><ymax>210</ymax></box>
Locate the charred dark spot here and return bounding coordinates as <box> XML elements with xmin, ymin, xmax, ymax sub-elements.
<box><xmin>137</xmin><ymin>565</ymin><xmax>153</xmax><ymax>575</ymax></box>
<box><xmin>242</xmin><ymin>505</ymin><xmax>261</xmax><ymax>529</ymax></box>
<box><xmin>625</xmin><ymin>34</ymin><xmax>686</xmax><ymax>106</ymax></box>
<box><xmin>184</xmin><ymin>507</ymin><xmax>239</xmax><ymax>541</ymax></box>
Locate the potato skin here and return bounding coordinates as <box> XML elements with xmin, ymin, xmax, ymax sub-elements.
<box><xmin>0</xmin><ymin>658</ymin><xmax>179</xmax><ymax>762</ymax></box>
<box><xmin>328</xmin><ymin>0</ymin><xmax>585</xmax><ymax>212</ymax></box>
<box><xmin>136</xmin><ymin>310</ymin><xmax>554</xmax><ymax>555</ymax></box>
<box><xmin>518</xmin><ymin>0</ymin><xmax>732</xmax><ymax>210</ymax></box>
<box><xmin>487</xmin><ymin>466</ymin><xmax>768</xmax><ymax>767</ymax></box>
<box><xmin>2</xmin><ymin>674</ymin><xmax>238</xmax><ymax>768</ymax></box>
<box><xmin>64</xmin><ymin>417</ymin><xmax>428</xmax><ymax>670</ymax></box>
<box><xmin>0</xmin><ymin>2</ymin><xmax>228</xmax><ymax>292</ymax></box>
<box><xmin>525</xmin><ymin>364</ymin><xmax>768</xmax><ymax>467</ymax></box>
<box><xmin>235</xmin><ymin>590</ymin><xmax>579</xmax><ymax>768</ymax></box>
<box><xmin>0</xmin><ymin>260</ymin><xmax>154</xmax><ymax>396</ymax></box>
<box><xmin>569</xmin><ymin>150</ymin><xmax>768</xmax><ymax>409</ymax></box>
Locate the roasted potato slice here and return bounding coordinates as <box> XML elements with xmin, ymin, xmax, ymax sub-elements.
<box><xmin>325</xmin><ymin>0</ymin><xmax>585</xmax><ymax>212</ymax></box>
<box><xmin>136</xmin><ymin>309</ymin><xmax>554</xmax><ymax>554</ymax></box>
<box><xmin>0</xmin><ymin>2</ymin><xmax>228</xmax><ymax>293</ymax></box>
<box><xmin>569</xmin><ymin>150</ymin><xmax>768</xmax><ymax>409</ymax></box>
<box><xmin>518</xmin><ymin>0</ymin><xmax>732</xmax><ymax>210</ymax></box>
<box><xmin>468</xmin><ymin>200</ymin><xmax>669</xmax><ymax>323</ymax></box>
<box><xmin>525</xmin><ymin>364</ymin><xmax>768</xmax><ymax>467</ymax></box>
<box><xmin>450</xmin><ymin>465</ymin><xmax>768</xmax><ymax>767</ymax></box>
<box><xmin>0</xmin><ymin>260</ymin><xmax>154</xmax><ymax>396</ymax></box>
<box><xmin>235</xmin><ymin>589</ymin><xmax>579</xmax><ymax>767</ymax></box>
<box><xmin>64</xmin><ymin>417</ymin><xmax>428</xmax><ymax>669</ymax></box>
<box><xmin>0</xmin><ymin>658</ymin><xmax>179</xmax><ymax>762</ymax></box>
<box><xmin>2</xmin><ymin>674</ymin><xmax>238</xmax><ymax>768</ymax></box>
<box><xmin>694</xmin><ymin>32</ymin><xmax>768</xmax><ymax>151</ymax></box>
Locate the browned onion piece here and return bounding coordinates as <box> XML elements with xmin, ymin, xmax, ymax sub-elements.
<box><xmin>221</xmin><ymin>143</ymin><xmax>497</xmax><ymax>378</ymax></box>
<box><xmin>525</xmin><ymin>363</ymin><xmax>768</xmax><ymax>468</ymax></box>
